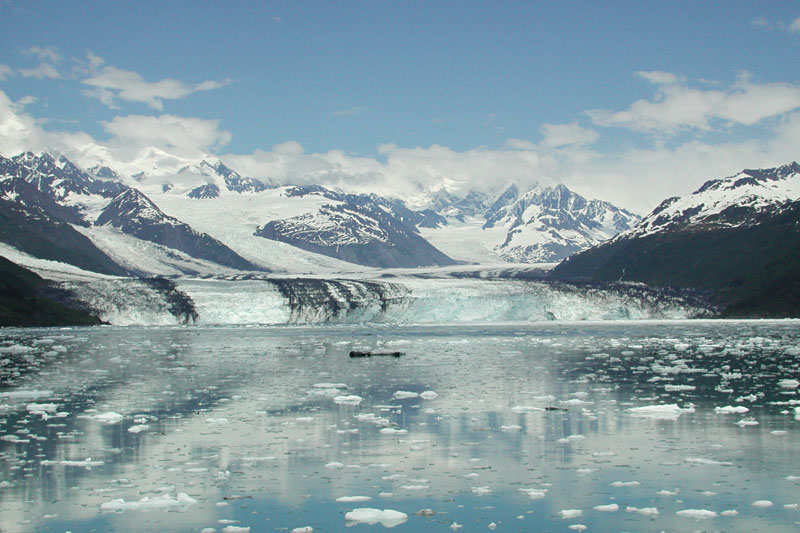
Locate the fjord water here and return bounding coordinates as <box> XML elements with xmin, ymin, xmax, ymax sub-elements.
<box><xmin>1</xmin><ymin>322</ymin><xmax>799</xmax><ymax>532</ymax></box>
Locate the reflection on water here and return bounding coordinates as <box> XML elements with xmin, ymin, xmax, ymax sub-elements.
<box><xmin>1</xmin><ymin>322</ymin><xmax>799</xmax><ymax>532</ymax></box>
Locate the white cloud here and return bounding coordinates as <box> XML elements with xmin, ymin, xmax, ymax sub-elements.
<box><xmin>0</xmin><ymin>64</ymin><xmax>13</xmax><ymax>81</ymax></box>
<box><xmin>18</xmin><ymin>45</ymin><xmax>61</xmax><ymax>79</ymax></box>
<box><xmin>101</xmin><ymin>114</ymin><xmax>232</xmax><ymax>154</ymax></box>
<box><xmin>635</xmin><ymin>70</ymin><xmax>679</xmax><ymax>85</ymax></box>
<box><xmin>81</xmin><ymin>60</ymin><xmax>232</xmax><ymax>110</ymax></box>
<box><xmin>27</xmin><ymin>46</ymin><xmax>60</xmax><ymax>63</ymax></box>
<box><xmin>791</xmin><ymin>16</ymin><xmax>800</xmax><ymax>34</ymax></box>
<box><xmin>588</xmin><ymin>72</ymin><xmax>800</xmax><ymax>133</ymax></box>
<box><xmin>539</xmin><ymin>122</ymin><xmax>599</xmax><ymax>147</ymax></box>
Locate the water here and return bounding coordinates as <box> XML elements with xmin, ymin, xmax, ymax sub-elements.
<box><xmin>1</xmin><ymin>321</ymin><xmax>799</xmax><ymax>532</ymax></box>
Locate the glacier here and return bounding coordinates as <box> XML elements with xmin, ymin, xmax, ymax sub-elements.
<box><xmin>59</xmin><ymin>275</ymin><xmax>711</xmax><ymax>326</ymax></box>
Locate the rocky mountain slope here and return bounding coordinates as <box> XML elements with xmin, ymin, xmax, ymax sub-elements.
<box><xmin>550</xmin><ymin>163</ymin><xmax>800</xmax><ymax>317</ymax></box>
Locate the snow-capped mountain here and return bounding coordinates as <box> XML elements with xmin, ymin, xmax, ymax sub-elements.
<box><xmin>620</xmin><ymin>162</ymin><xmax>800</xmax><ymax>239</ymax></box>
<box><xmin>417</xmin><ymin>182</ymin><xmax>640</xmax><ymax>264</ymax></box>
<box><xmin>550</xmin><ymin>162</ymin><xmax>800</xmax><ymax>317</ymax></box>
<box><xmin>256</xmin><ymin>186</ymin><xmax>454</xmax><ymax>268</ymax></box>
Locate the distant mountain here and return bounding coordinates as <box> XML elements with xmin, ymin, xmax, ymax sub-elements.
<box><xmin>550</xmin><ymin>163</ymin><xmax>800</xmax><ymax>317</ymax></box>
<box><xmin>256</xmin><ymin>186</ymin><xmax>456</xmax><ymax>268</ymax></box>
<box><xmin>96</xmin><ymin>189</ymin><xmax>260</xmax><ymax>271</ymax></box>
<box><xmin>180</xmin><ymin>160</ymin><xmax>279</xmax><ymax>196</ymax></box>
<box><xmin>0</xmin><ymin>152</ymin><xmax>263</xmax><ymax>275</ymax></box>
<box><xmin>418</xmin><ymin>182</ymin><xmax>640</xmax><ymax>263</ymax></box>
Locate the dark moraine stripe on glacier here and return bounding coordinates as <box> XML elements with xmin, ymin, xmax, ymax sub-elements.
<box><xmin>267</xmin><ymin>278</ymin><xmax>409</xmax><ymax>323</ymax></box>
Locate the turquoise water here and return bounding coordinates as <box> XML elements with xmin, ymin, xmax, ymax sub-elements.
<box><xmin>1</xmin><ymin>321</ymin><xmax>799</xmax><ymax>532</ymax></box>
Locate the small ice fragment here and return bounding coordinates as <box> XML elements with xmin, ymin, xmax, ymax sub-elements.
<box><xmin>720</xmin><ymin>509</ymin><xmax>739</xmax><ymax>516</ymax></box>
<box><xmin>778</xmin><ymin>379</ymin><xmax>799</xmax><ymax>389</ymax></box>
<box><xmin>628</xmin><ymin>404</ymin><xmax>685</xmax><ymax>420</ymax></box>
<box><xmin>488</xmin><ymin>523</ymin><xmax>497</xmax><ymax>530</ymax></box>
<box><xmin>292</xmin><ymin>527</ymin><xmax>313</xmax><ymax>533</ymax></box>
<box><xmin>127</xmin><ymin>424</ymin><xmax>149</xmax><ymax>434</ymax></box>
<box><xmin>222</xmin><ymin>527</ymin><xmax>250</xmax><ymax>533</ymax></box>
<box><xmin>518</xmin><ymin>488</ymin><xmax>547</xmax><ymax>499</ymax></box>
<box><xmin>334</xmin><ymin>395</ymin><xmax>363</xmax><ymax>405</ymax></box>
<box><xmin>336</xmin><ymin>496</ymin><xmax>371</xmax><ymax>502</ymax></box>
<box><xmin>735</xmin><ymin>418</ymin><xmax>759</xmax><ymax>427</ymax></box>
<box><xmin>393</xmin><ymin>391</ymin><xmax>419</xmax><ymax>399</ymax></box>
<box><xmin>560</xmin><ymin>509</ymin><xmax>582</xmax><ymax>519</ymax></box>
<box><xmin>685</xmin><ymin>457</ymin><xmax>732</xmax><ymax>466</ymax></box>
<box><xmin>344</xmin><ymin>508</ymin><xmax>408</xmax><ymax>527</ymax></box>
<box><xmin>313</xmin><ymin>383</ymin><xmax>347</xmax><ymax>389</ymax></box>
<box><xmin>664</xmin><ymin>384</ymin><xmax>696</xmax><ymax>391</ymax></box>
<box><xmin>89</xmin><ymin>412</ymin><xmax>124</xmax><ymax>424</ymax></box>
<box><xmin>714</xmin><ymin>406</ymin><xmax>749</xmax><ymax>414</ymax></box>
<box><xmin>610</xmin><ymin>481</ymin><xmax>641</xmax><ymax>487</ymax></box>
<box><xmin>751</xmin><ymin>500</ymin><xmax>773</xmax><ymax>508</ymax></box>
<box><xmin>450</xmin><ymin>523</ymin><xmax>462</xmax><ymax>530</ymax></box>
<box><xmin>676</xmin><ymin>509</ymin><xmax>717</xmax><ymax>519</ymax></box>
<box><xmin>593</xmin><ymin>503</ymin><xmax>619</xmax><ymax>512</ymax></box>
<box><xmin>414</xmin><ymin>509</ymin><xmax>435</xmax><ymax>516</ymax></box>
<box><xmin>471</xmin><ymin>486</ymin><xmax>492</xmax><ymax>495</ymax></box>
<box><xmin>626</xmin><ymin>506</ymin><xmax>659</xmax><ymax>515</ymax></box>
<box><xmin>419</xmin><ymin>391</ymin><xmax>438</xmax><ymax>400</ymax></box>
<box><xmin>568</xmin><ymin>526</ymin><xmax>587</xmax><ymax>531</ymax></box>
<box><xmin>100</xmin><ymin>492</ymin><xmax>197</xmax><ymax>511</ymax></box>
<box><xmin>784</xmin><ymin>504</ymin><xmax>799</xmax><ymax>509</ymax></box>
<box><xmin>379</xmin><ymin>428</ymin><xmax>408</xmax><ymax>435</ymax></box>
<box><xmin>657</xmin><ymin>489</ymin><xmax>679</xmax><ymax>495</ymax></box>
<box><xmin>500</xmin><ymin>425</ymin><xmax>521</xmax><ymax>431</ymax></box>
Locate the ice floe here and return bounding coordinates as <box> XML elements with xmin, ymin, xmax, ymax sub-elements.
<box><xmin>344</xmin><ymin>508</ymin><xmax>408</xmax><ymax>527</ymax></box>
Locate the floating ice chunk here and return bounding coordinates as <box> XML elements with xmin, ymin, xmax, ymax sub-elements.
<box><xmin>400</xmin><ymin>485</ymin><xmax>428</xmax><ymax>491</ymax></box>
<box><xmin>334</xmin><ymin>395</ymin><xmax>363</xmax><ymax>405</ymax></box>
<box><xmin>784</xmin><ymin>504</ymin><xmax>799</xmax><ymax>509</ymax></box>
<box><xmin>560</xmin><ymin>509</ymin><xmax>582</xmax><ymax>519</ymax></box>
<box><xmin>128</xmin><ymin>424</ymin><xmax>150</xmax><ymax>434</ymax></box>
<box><xmin>664</xmin><ymin>384</ymin><xmax>696</xmax><ymax>391</ymax></box>
<box><xmin>314</xmin><ymin>383</ymin><xmax>347</xmax><ymax>389</ymax></box>
<box><xmin>380</xmin><ymin>428</ymin><xmax>408</xmax><ymax>435</ymax></box>
<box><xmin>337</xmin><ymin>496</ymin><xmax>371</xmax><ymax>502</ymax></box>
<box><xmin>685</xmin><ymin>457</ymin><xmax>732</xmax><ymax>466</ymax></box>
<box><xmin>292</xmin><ymin>528</ymin><xmax>313</xmax><ymax>533</ymax></box>
<box><xmin>419</xmin><ymin>391</ymin><xmax>438</xmax><ymax>400</ymax></box>
<box><xmin>101</xmin><ymin>492</ymin><xmax>197</xmax><ymax>511</ymax></box>
<box><xmin>42</xmin><ymin>458</ymin><xmax>103</xmax><ymax>469</ymax></box>
<box><xmin>344</xmin><ymin>508</ymin><xmax>408</xmax><ymax>527</ymax></box>
<box><xmin>355</xmin><ymin>413</ymin><xmax>390</xmax><ymax>426</ymax></box>
<box><xmin>795</xmin><ymin>406</ymin><xmax>800</xmax><ymax>421</ymax></box>
<box><xmin>568</xmin><ymin>526</ymin><xmax>587</xmax><ymax>531</ymax></box>
<box><xmin>1</xmin><ymin>390</ymin><xmax>53</xmax><ymax>399</ymax></box>
<box><xmin>593</xmin><ymin>503</ymin><xmax>619</xmax><ymax>512</ymax></box>
<box><xmin>715</xmin><ymin>406</ymin><xmax>749</xmax><ymax>414</ymax></box>
<box><xmin>471</xmin><ymin>486</ymin><xmax>492</xmax><ymax>495</ymax></box>
<box><xmin>87</xmin><ymin>412</ymin><xmax>124</xmax><ymax>424</ymax></box>
<box><xmin>751</xmin><ymin>500</ymin><xmax>773</xmax><ymax>508</ymax></box>
<box><xmin>26</xmin><ymin>403</ymin><xmax>58</xmax><ymax>414</ymax></box>
<box><xmin>626</xmin><ymin>506</ymin><xmax>659</xmax><ymax>515</ymax></box>
<box><xmin>222</xmin><ymin>527</ymin><xmax>250</xmax><ymax>533</ymax></box>
<box><xmin>735</xmin><ymin>418</ymin><xmax>759</xmax><ymax>427</ymax></box>
<box><xmin>786</xmin><ymin>475</ymin><xmax>800</xmax><ymax>481</ymax></box>
<box><xmin>610</xmin><ymin>481</ymin><xmax>641</xmax><ymax>487</ymax></box>
<box><xmin>393</xmin><ymin>391</ymin><xmax>419</xmax><ymax>399</ymax></box>
<box><xmin>676</xmin><ymin>509</ymin><xmax>717</xmax><ymax>519</ymax></box>
<box><xmin>500</xmin><ymin>425</ymin><xmax>521</xmax><ymax>431</ymax></box>
<box><xmin>720</xmin><ymin>509</ymin><xmax>738</xmax><ymax>516</ymax></box>
<box><xmin>518</xmin><ymin>488</ymin><xmax>547</xmax><ymax>499</ymax></box>
<box><xmin>778</xmin><ymin>379</ymin><xmax>800</xmax><ymax>389</ymax></box>
<box><xmin>628</xmin><ymin>404</ymin><xmax>684</xmax><ymax>420</ymax></box>
<box><xmin>576</xmin><ymin>468</ymin><xmax>597</xmax><ymax>475</ymax></box>
<box><xmin>561</xmin><ymin>399</ymin><xmax>593</xmax><ymax>406</ymax></box>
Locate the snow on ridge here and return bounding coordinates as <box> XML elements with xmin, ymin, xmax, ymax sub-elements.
<box><xmin>617</xmin><ymin>162</ymin><xmax>800</xmax><ymax>240</ymax></box>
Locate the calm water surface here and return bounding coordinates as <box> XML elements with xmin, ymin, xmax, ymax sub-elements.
<box><xmin>1</xmin><ymin>321</ymin><xmax>799</xmax><ymax>532</ymax></box>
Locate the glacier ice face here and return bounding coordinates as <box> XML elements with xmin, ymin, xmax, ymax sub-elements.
<box><xmin>59</xmin><ymin>275</ymin><xmax>711</xmax><ymax>326</ymax></box>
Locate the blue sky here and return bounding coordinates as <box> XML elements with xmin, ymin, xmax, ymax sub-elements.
<box><xmin>1</xmin><ymin>1</ymin><xmax>800</xmax><ymax>211</ymax></box>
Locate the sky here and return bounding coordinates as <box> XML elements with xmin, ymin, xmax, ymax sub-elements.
<box><xmin>1</xmin><ymin>1</ymin><xmax>800</xmax><ymax>212</ymax></box>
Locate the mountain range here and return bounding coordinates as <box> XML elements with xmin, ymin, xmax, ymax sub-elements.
<box><xmin>0</xmin><ymin>151</ymin><xmax>638</xmax><ymax>275</ymax></box>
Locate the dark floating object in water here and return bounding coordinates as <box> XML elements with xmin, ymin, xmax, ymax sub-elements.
<box><xmin>349</xmin><ymin>350</ymin><xmax>405</xmax><ymax>358</ymax></box>
<box><xmin>545</xmin><ymin>406</ymin><xmax>567</xmax><ymax>411</ymax></box>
